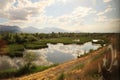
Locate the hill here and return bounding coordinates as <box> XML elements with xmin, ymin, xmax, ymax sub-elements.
<box><xmin>0</xmin><ymin>25</ymin><xmax>21</xmax><ymax>33</ymax></box>
<box><xmin>22</xmin><ymin>27</ymin><xmax>67</xmax><ymax>33</ymax></box>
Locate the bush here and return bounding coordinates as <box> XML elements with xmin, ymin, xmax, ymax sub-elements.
<box><xmin>24</xmin><ymin>43</ymin><xmax>48</xmax><ymax>49</ymax></box>
<box><xmin>15</xmin><ymin>65</ymin><xmax>31</xmax><ymax>77</ymax></box>
<box><xmin>57</xmin><ymin>73</ymin><xmax>65</xmax><ymax>80</ymax></box>
<box><xmin>7</xmin><ymin>44</ymin><xmax>24</xmax><ymax>57</ymax></box>
<box><xmin>73</xmin><ymin>63</ymin><xmax>85</xmax><ymax>70</ymax></box>
<box><xmin>0</xmin><ymin>64</ymin><xmax>58</xmax><ymax>79</ymax></box>
<box><xmin>0</xmin><ymin>69</ymin><xmax>17</xmax><ymax>79</ymax></box>
<box><xmin>8</xmin><ymin>51</ymin><xmax>23</xmax><ymax>57</ymax></box>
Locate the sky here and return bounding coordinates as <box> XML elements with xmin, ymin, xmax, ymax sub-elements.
<box><xmin>0</xmin><ymin>0</ymin><xmax>120</xmax><ymax>33</ymax></box>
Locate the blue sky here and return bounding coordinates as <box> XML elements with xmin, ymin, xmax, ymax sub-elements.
<box><xmin>0</xmin><ymin>0</ymin><xmax>120</xmax><ymax>32</ymax></box>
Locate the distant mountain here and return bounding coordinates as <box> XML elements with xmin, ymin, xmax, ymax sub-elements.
<box><xmin>40</xmin><ymin>27</ymin><xmax>67</xmax><ymax>33</ymax></box>
<box><xmin>0</xmin><ymin>25</ymin><xmax>67</xmax><ymax>33</ymax></box>
<box><xmin>22</xmin><ymin>27</ymin><xmax>40</xmax><ymax>33</ymax></box>
<box><xmin>0</xmin><ymin>25</ymin><xmax>21</xmax><ymax>33</ymax></box>
<box><xmin>22</xmin><ymin>27</ymin><xmax>67</xmax><ymax>33</ymax></box>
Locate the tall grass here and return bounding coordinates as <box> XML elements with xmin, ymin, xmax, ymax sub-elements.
<box><xmin>73</xmin><ymin>63</ymin><xmax>85</xmax><ymax>70</ymax></box>
<box><xmin>0</xmin><ymin>64</ymin><xmax>58</xmax><ymax>79</ymax></box>
<box><xmin>57</xmin><ymin>72</ymin><xmax>65</xmax><ymax>80</ymax></box>
<box><xmin>8</xmin><ymin>44</ymin><xmax>24</xmax><ymax>57</ymax></box>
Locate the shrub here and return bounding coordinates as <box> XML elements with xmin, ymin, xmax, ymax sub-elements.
<box><xmin>57</xmin><ymin>73</ymin><xmax>65</xmax><ymax>80</ymax></box>
<box><xmin>24</xmin><ymin>43</ymin><xmax>47</xmax><ymax>49</ymax></box>
<box><xmin>73</xmin><ymin>63</ymin><xmax>85</xmax><ymax>70</ymax></box>
<box><xmin>0</xmin><ymin>69</ymin><xmax>17</xmax><ymax>79</ymax></box>
<box><xmin>7</xmin><ymin>44</ymin><xmax>24</xmax><ymax>57</ymax></box>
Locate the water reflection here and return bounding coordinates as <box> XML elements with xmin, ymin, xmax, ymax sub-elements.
<box><xmin>0</xmin><ymin>42</ymin><xmax>101</xmax><ymax>70</ymax></box>
<box><xmin>26</xmin><ymin>42</ymin><xmax>101</xmax><ymax>64</ymax></box>
<box><xmin>0</xmin><ymin>56</ymin><xmax>24</xmax><ymax>70</ymax></box>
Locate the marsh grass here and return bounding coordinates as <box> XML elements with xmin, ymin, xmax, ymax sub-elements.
<box><xmin>73</xmin><ymin>63</ymin><xmax>85</xmax><ymax>70</ymax></box>
<box><xmin>57</xmin><ymin>72</ymin><xmax>65</xmax><ymax>80</ymax></box>
<box><xmin>0</xmin><ymin>64</ymin><xmax>58</xmax><ymax>79</ymax></box>
<box><xmin>7</xmin><ymin>44</ymin><xmax>24</xmax><ymax>57</ymax></box>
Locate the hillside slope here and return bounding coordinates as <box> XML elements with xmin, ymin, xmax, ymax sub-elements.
<box><xmin>0</xmin><ymin>25</ymin><xmax>21</xmax><ymax>33</ymax></box>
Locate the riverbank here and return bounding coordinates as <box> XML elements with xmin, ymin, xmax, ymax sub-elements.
<box><xmin>16</xmin><ymin>45</ymin><xmax>108</xmax><ymax>80</ymax></box>
<box><xmin>16</xmin><ymin>41</ymin><xmax>120</xmax><ymax>80</ymax></box>
<box><xmin>0</xmin><ymin>41</ymin><xmax>102</xmax><ymax>79</ymax></box>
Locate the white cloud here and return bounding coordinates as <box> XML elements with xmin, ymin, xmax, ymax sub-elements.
<box><xmin>92</xmin><ymin>0</ymin><xmax>96</xmax><ymax>6</ymax></box>
<box><xmin>95</xmin><ymin>5</ymin><xmax>114</xmax><ymax>23</ymax></box>
<box><xmin>40</xmin><ymin>6</ymin><xmax>96</xmax><ymax>30</ymax></box>
<box><xmin>0</xmin><ymin>0</ymin><xmax>55</xmax><ymax>21</ymax></box>
<box><xmin>0</xmin><ymin>0</ymin><xmax>119</xmax><ymax>33</ymax></box>
<box><xmin>24</xmin><ymin>6</ymin><xmax>96</xmax><ymax>29</ymax></box>
<box><xmin>72</xmin><ymin>7</ymin><xmax>96</xmax><ymax>18</ymax></box>
<box><xmin>0</xmin><ymin>0</ymin><xmax>15</xmax><ymax>11</ymax></box>
<box><xmin>0</xmin><ymin>11</ymin><xmax>8</xmax><ymax>18</ymax></box>
<box><xmin>0</xmin><ymin>0</ymin><xmax>15</xmax><ymax>18</ymax></box>
<box><xmin>97</xmin><ymin>6</ymin><xmax>113</xmax><ymax>16</ymax></box>
<box><xmin>71</xmin><ymin>19</ymin><xmax>120</xmax><ymax>33</ymax></box>
<box><xmin>8</xmin><ymin>8</ymin><xmax>30</xmax><ymax>20</ymax></box>
<box><xmin>57</xmin><ymin>0</ymin><xmax>72</xmax><ymax>4</ymax></box>
<box><xmin>95</xmin><ymin>16</ymin><xmax>108</xmax><ymax>22</ymax></box>
<box><xmin>94</xmin><ymin>15</ymin><xmax>120</xmax><ymax>32</ymax></box>
<box><xmin>103</xmin><ymin>0</ymin><xmax>111</xmax><ymax>3</ymax></box>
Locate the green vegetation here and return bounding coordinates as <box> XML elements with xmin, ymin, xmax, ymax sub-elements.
<box><xmin>92</xmin><ymin>48</ymin><xmax>106</xmax><ymax>61</ymax></box>
<box><xmin>86</xmin><ymin>69</ymin><xmax>98</xmax><ymax>76</ymax></box>
<box><xmin>16</xmin><ymin>64</ymin><xmax>58</xmax><ymax>77</ymax></box>
<box><xmin>0</xmin><ymin>33</ymin><xmax>117</xmax><ymax>79</ymax></box>
<box><xmin>78</xmin><ymin>51</ymin><xmax>91</xmax><ymax>58</ymax></box>
<box><xmin>73</xmin><ymin>63</ymin><xmax>85</xmax><ymax>70</ymax></box>
<box><xmin>41</xmin><ymin>37</ymin><xmax>73</xmax><ymax>44</ymax></box>
<box><xmin>0</xmin><ymin>51</ymin><xmax>37</xmax><ymax>78</ymax></box>
<box><xmin>0</xmin><ymin>69</ymin><xmax>17</xmax><ymax>79</ymax></box>
<box><xmin>0</xmin><ymin>33</ymin><xmax>110</xmax><ymax>57</ymax></box>
<box><xmin>7</xmin><ymin>44</ymin><xmax>24</xmax><ymax>57</ymax></box>
<box><xmin>0</xmin><ymin>64</ymin><xmax>58</xmax><ymax>79</ymax></box>
<box><xmin>85</xmin><ymin>69</ymin><xmax>100</xmax><ymax>80</ymax></box>
<box><xmin>0</xmin><ymin>51</ymin><xmax>58</xmax><ymax>79</ymax></box>
<box><xmin>57</xmin><ymin>72</ymin><xmax>65</xmax><ymax>80</ymax></box>
<box><xmin>24</xmin><ymin>43</ymin><xmax>47</xmax><ymax>49</ymax></box>
<box><xmin>28</xmin><ymin>64</ymin><xmax>58</xmax><ymax>73</ymax></box>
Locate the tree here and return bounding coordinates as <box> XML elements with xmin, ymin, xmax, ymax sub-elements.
<box><xmin>23</xmin><ymin>52</ymin><xmax>38</xmax><ymax>66</ymax></box>
<box><xmin>16</xmin><ymin>52</ymin><xmax>38</xmax><ymax>76</ymax></box>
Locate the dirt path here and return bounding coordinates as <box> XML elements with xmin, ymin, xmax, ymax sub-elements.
<box><xmin>14</xmin><ymin>46</ymin><xmax>107</xmax><ymax>80</ymax></box>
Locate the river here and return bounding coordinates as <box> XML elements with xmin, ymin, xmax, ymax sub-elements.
<box><xmin>26</xmin><ymin>42</ymin><xmax>101</xmax><ymax>64</ymax></box>
<box><xmin>0</xmin><ymin>42</ymin><xmax>101</xmax><ymax>70</ymax></box>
